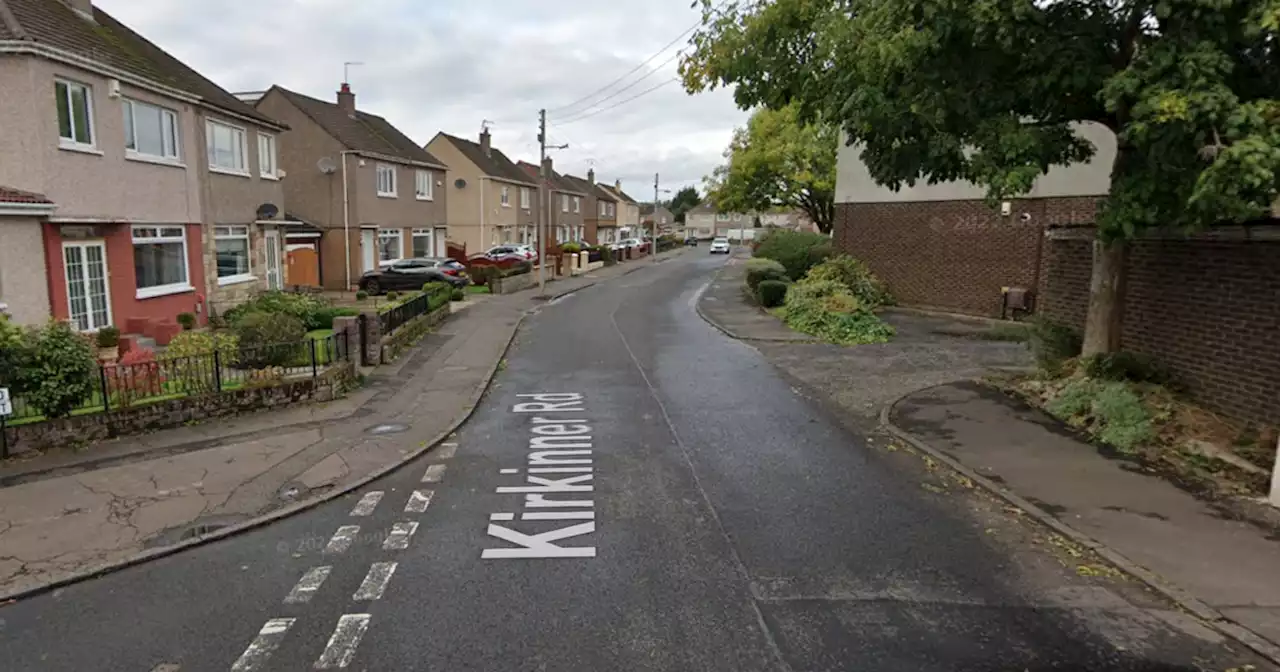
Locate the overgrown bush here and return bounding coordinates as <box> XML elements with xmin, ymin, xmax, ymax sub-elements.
<box><xmin>780</xmin><ymin>278</ymin><xmax>894</xmax><ymax>345</ymax></box>
<box><xmin>177</xmin><ymin>312</ymin><xmax>197</xmax><ymax>331</ymax></box>
<box><xmin>745</xmin><ymin>258</ymin><xmax>789</xmax><ymax>291</ymax></box>
<box><xmin>561</xmin><ymin>242</ymin><xmax>582</xmax><ymax>254</ymax></box>
<box><xmin>1046</xmin><ymin>378</ymin><xmax>1154</xmax><ymax>453</ymax></box>
<box><xmin>310</xmin><ymin>307</ymin><xmax>360</xmax><ymax>330</ymax></box>
<box><xmin>164</xmin><ymin>331</ymin><xmax>240</xmax><ymax>392</ymax></box>
<box><xmin>1029</xmin><ymin>317</ymin><xmax>1082</xmax><ymax>374</ymax></box>
<box><xmin>804</xmin><ymin>255</ymin><xmax>892</xmax><ymax>307</ymax></box>
<box><xmin>753</xmin><ymin>230</ymin><xmax>831</xmax><ymax>280</ymax></box>
<box><xmin>451</xmin><ymin>288</ymin><xmax>465</xmax><ymax>301</ymax></box>
<box><xmin>1083</xmin><ymin>351</ymin><xmax>1171</xmax><ymax>385</ymax></box>
<box><xmin>756</xmin><ymin>279</ymin><xmax>789</xmax><ymax>307</ymax></box>
<box><xmin>234</xmin><ymin>312</ymin><xmax>306</xmax><ymax>368</ymax></box>
<box><xmin>20</xmin><ymin>320</ymin><xmax>98</xmax><ymax>418</ymax></box>
<box><xmin>225</xmin><ymin>291</ymin><xmax>333</xmax><ymax>331</ymax></box>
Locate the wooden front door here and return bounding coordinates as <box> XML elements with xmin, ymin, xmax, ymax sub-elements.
<box><xmin>286</xmin><ymin>245</ymin><xmax>320</xmax><ymax>287</ymax></box>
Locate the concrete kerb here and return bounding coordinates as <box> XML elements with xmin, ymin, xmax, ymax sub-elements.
<box><xmin>877</xmin><ymin>389</ymin><xmax>1280</xmax><ymax>666</ymax></box>
<box><xmin>693</xmin><ymin>261</ymin><xmax>818</xmax><ymax>343</ymax></box>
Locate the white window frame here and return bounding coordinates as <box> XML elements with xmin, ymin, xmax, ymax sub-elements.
<box><xmin>573</xmin><ymin>196</ymin><xmax>580</xmax><ymax>213</ymax></box>
<box><xmin>123</xmin><ymin>98</ymin><xmax>180</xmax><ymax>162</ymax></box>
<box><xmin>376</xmin><ymin>163</ymin><xmax>397</xmax><ymax>197</ymax></box>
<box><xmin>258</xmin><ymin>133</ymin><xmax>278</xmax><ymax>179</ymax></box>
<box><xmin>377</xmin><ymin>228</ymin><xmax>403</xmax><ymax>265</ymax></box>
<box><xmin>214</xmin><ymin>225</ymin><xmax>254</xmax><ymax>286</ymax></box>
<box><xmin>411</xmin><ymin>228</ymin><xmax>433</xmax><ymax>258</ymax></box>
<box><xmin>55</xmin><ymin>79</ymin><xmax>96</xmax><ymax>150</ymax></box>
<box><xmin>206</xmin><ymin>119</ymin><xmax>248</xmax><ymax>175</ymax></box>
<box><xmin>500</xmin><ymin>185</ymin><xmax>510</xmax><ymax>207</ymax></box>
<box><xmin>599</xmin><ymin>201</ymin><xmax>606</xmax><ymax>217</ymax></box>
<box><xmin>561</xmin><ymin>193</ymin><xmax>569</xmax><ymax>212</ymax></box>
<box><xmin>520</xmin><ymin>187</ymin><xmax>531</xmax><ymax>210</ymax></box>
<box><xmin>415</xmin><ymin>170</ymin><xmax>434</xmax><ymax>201</ymax></box>
<box><xmin>131</xmin><ymin>225</ymin><xmax>192</xmax><ymax>299</ymax></box>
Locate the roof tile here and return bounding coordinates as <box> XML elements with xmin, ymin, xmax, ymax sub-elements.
<box><xmin>437</xmin><ymin>134</ymin><xmax>536</xmax><ymax>186</ymax></box>
<box><xmin>269</xmin><ymin>87</ymin><xmax>445</xmax><ymax>167</ymax></box>
<box><xmin>0</xmin><ymin>186</ymin><xmax>52</xmax><ymax>203</ymax></box>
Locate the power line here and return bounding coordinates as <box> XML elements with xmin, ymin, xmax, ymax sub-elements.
<box><xmin>546</xmin><ymin>0</ymin><xmax>730</xmax><ymax>116</ymax></box>
<box><xmin>550</xmin><ymin>79</ymin><xmax>680</xmax><ymax>128</ymax></box>
<box><xmin>548</xmin><ymin>49</ymin><xmax>682</xmax><ymax>123</ymax></box>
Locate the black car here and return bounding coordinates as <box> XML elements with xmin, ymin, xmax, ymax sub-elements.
<box><xmin>684</xmin><ymin>238</ymin><xmax>698</xmax><ymax>246</ymax></box>
<box><xmin>359</xmin><ymin>258</ymin><xmax>469</xmax><ymax>294</ymax></box>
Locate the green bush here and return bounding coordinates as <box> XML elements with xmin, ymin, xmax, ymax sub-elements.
<box><xmin>780</xmin><ymin>279</ymin><xmax>894</xmax><ymax>345</ymax></box>
<box><xmin>502</xmin><ymin>261</ymin><xmax>533</xmax><ymax>277</ymax></box>
<box><xmin>803</xmin><ymin>255</ymin><xmax>892</xmax><ymax>307</ymax></box>
<box><xmin>745</xmin><ymin>258</ymin><xmax>788</xmax><ymax>291</ymax></box>
<box><xmin>753</xmin><ymin>230</ymin><xmax>831</xmax><ymax>280</ymax></box>
<box><xmin>1083</xmin><ymin>351</ymin><xmax>1170</xmax><ymax>384</ymax></box>
<box><xmin>451</xmin><ymin>288</ymin><xmax>465</xmax><ymax>301</ymax></box>
<box><xmin>224</xmin><ymin>291</ymin><xmax>333</xmax><ymax>331</ymax></box>
<box><xmin>1047</xmin><ymin>379</ymin><xmax>1154</xmax><ymax>453</ymax></box>
<box><xmin>310</xmin><ymin>307</ymin><xmax>360</xmax><ymax>330</ymax></box>
<box><xmin>387</xmin><ymin>291</ymin><xmax>400</xmax><ymax>301</ymax></box>
<box><xmin>0</xmin><ymin>314</ymin><xmax>33</xmax><ymax>395</ymax></box>
<box><xmin>423</xmin><ymin>282</ymin><xmax>452</xmax><ymax>311</ymax></box>
<box><xmin>233</xmin><ymin>312</ymin><xmax>306</xmax><ymax>368</ymax></box>
<box><xmin>176</xmin><ymin>312</ymin><xmax>197</xmax><ymax>331</ymax></box>
<box><xmin>561</xmin><ymin>242</ymin><xmax>582</xmax><ymax>254</ymax></box>
<box><xmin>19</xmin><ymin>320</ymin><xmax>98</xmax><ymax>418</ymax></box>
<box><xmin>1029</xmin><ymin>317</ymin><xmax>1082</xmax><ymax>374</ymax></box>
<box><xmin>95</xmin><ymin>325</ymin><xmax>121</xmax><ymax>349</ymax></box>
<box><xmin>355</xmin><ymin>290</ymin><xmax>369</xmax><ymax>301</ymax></box>
<box><xmin>165</xmin><ymin>331</ymin><xmax>239</xmax><ymax>392</ymax></box>
<box><xmin>756</xmin><ymin>279</ymin><xmax>789</xmax><ymax>307</ymax></box>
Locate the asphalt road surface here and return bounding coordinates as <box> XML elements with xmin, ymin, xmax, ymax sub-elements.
<box><xmin>0</xmin><ymin>252</ymin><xmax>1266</xmax><ymax>671</ymax></box>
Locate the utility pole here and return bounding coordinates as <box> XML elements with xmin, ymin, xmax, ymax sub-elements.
<box><xmin>537</xmin><ymin>110</ymin><xmax>567</xmax><ymax>296</ymax></box>
<box><xmin>653</xmin><ymin>173</ymin><xmax>660</xmax><ymax>263</ymax></box>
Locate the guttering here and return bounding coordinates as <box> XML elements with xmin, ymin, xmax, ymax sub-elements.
<box><xmin>0</xmin><ymin>202</ymin><xmax>56</xmax><ymax>216</ymax></box>
<box><xmin>350</xmin><ymin>150</ymin><xmax>448</xmax><ymax>172</ymax></box>
<box><xmin>341</xmin><ymin>150</ymin><xmax>360</xmax><ymax>290</ymax></box>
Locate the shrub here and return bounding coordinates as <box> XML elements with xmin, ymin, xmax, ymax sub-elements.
<box><xmin>1047</xmin><ymin>379</ymin><xmax>1154</xmax><ymax>453</ymax></box>
<box><xmin>387</xmin><ymin>291</ymin><xmax>400</xmax><ymax>301</ymax></box>
<box><xmin>803</xmin><ymin>255</ymin><xmax>892</xmax><ymax>307</ymax></box>
<box><xmin>781</xmin><ymin>279</ymin><xmax>894</xmax><ymax>345</ymax></box>
<box><xmin>310</xmin><ymin>307</ymin><xmax>360</xmax><ymax>330</ymax></box>
<box><xmin>207</xmin><ymin>313</ymin><xmax>228</xmax><ymax>330</ymax></box>
<box><xmin>0</xmin><ymin>314</ymin><xmax>33</xmax><ymax>395</ymax></box>
<box><xmin>224</xmin><ymin>291</ymin><xmax>332</xmax><ymax>330</ymax></box>
<box><xmin>469</xmin><ymin>265</ymin><xmax>497</xmax><ymax>287</ymax></box>
<box><xmin>745</xmin><ymin>258</ymin><xmax>788</xmax><ymax>291</ymax></box>
<box><xmin>754</xmin><ymin>230</ymin><xmax>831</xmax><ymax>280</ymax></box>
<box><xmin>233</xmin><ymin>312</ymin><xmax>306</xmax><ymax>368</ymax></box>
<box><xmin>1083</xmin><ymin>351</ymin><xmax>1170</xmax><ymax>385</ymax></box>
<box><xmin>109</xmin><ymin>347</ymin><xmax>164</xmax><ymax>407</ymax></box>
<box><xmin>164</xmin><ymin>331</ymin><xmax>239</xmax><ymax>392</ymax></box>
<box><xmin>1029</xmin><ymin>317</ymin><xmax>1082</xmax><ymax>374</ymax></box>
<box><xmin>502</xmin><ymin>261</ymin><xmax>533</xmax><ymax>277</ymax></box>
<box><xmin>561</xmin><ymin>242</ymin><xmax>582</xmax><ymax>254</ymax></box>
<box><xmin>95</xmin><ymin>326</ymin><xmax>120</xmax><ymax>349</ymax></box>
<box><xmin>756</xmin><ymin>279</ymin><xmax>789</xmax><ymax>307</ymax></box>
<box><xmin>451</xmin><ymin>288</ymin><xmax>465</xmax><ymax>301</ymax></box>
<box><xmin>20</xmin><ymin>320</ymin><xmax>98</xmax><ymax>418</ymax></box>
<box><xmin>176</xmin><ymin>312</ymin><xmax>197</xmax><ymax>331</ymax></box>
<box><xmin>355</xmin><ymin>290</ymin><xmax>369</xmax><ymax>301</ymax></box>
<box><xmin>423</xmin><ymin>282</ymin><xmax>452</xmax><ymax>311</ymax></box>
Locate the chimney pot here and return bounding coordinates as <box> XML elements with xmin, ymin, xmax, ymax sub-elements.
<box><xmin>337</xmin><ymin>82</ymin><xmax>356</xmax><ymax>116</ymax></box>
<box><xmin>588</xmin><ymin>169</ymin><xmax>595</xmax><ymax>185</ymax></box>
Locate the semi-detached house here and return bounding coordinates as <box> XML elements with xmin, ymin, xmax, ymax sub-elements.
<box><xmin>0</xmin><ymin>0</ymin><xmax>291</xmax><ymax>341</ymax></box>
<box><xmin>517</xmin><ymin>158</ymin><xmax>587</xmax><ymax>246</ymax></box>
<box><xmin>425</xmin><ymin>130</ymin><xmax>538</xmax><ymax>252</ymax></box>
<box><xmin>561</xmin><ymin>170</ymin><xmax>618</xmax><ymax>245</ymax></box>
<box><xmin>254</xmin><ymin>84</ymin><xmax>450</xmax><ymax>291</ymax></box>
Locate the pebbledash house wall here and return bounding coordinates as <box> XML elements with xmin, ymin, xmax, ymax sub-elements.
<box><xmin>834</xmin><ymin>121</ymin><xmax>1280</xmax><ymax>426</ymax></box>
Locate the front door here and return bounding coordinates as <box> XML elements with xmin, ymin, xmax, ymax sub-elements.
<box><xmin>62</xmin><ymin>241</ymin><xmax>111</xmax><ymax>331</ymax></box>
<box><xmin>264</xmin><ymin>230</ymin><xmax>282</xmax><ymax>290</ymax></box>
<box><xmin>361</xmin><ymin>229</ymin><xmax>376</xmax><ymax>272</ymax></box>
<box><xmin>434</xmin><ymin>227</ymin><xmax>447</xmax><ymax>257</ymax></box>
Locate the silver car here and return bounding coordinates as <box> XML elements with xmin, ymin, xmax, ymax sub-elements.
<box><xmin>709</xmin><ymin>238</ymin><xmax>730</xmax><ymax>254</ymax></box>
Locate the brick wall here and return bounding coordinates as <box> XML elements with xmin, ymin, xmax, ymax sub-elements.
<box><xmin>833</xmin><ymin>197</ymin><xmax>1098</xmax><ymax>316</ymax></box>
<box><xmin>1041</xmin><ymin>236</ymin><xmax>1280</xmax><ymax>426</ymax></box>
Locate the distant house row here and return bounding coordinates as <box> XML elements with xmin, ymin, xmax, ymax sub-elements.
<box><xmin>0</xmin><ymin>0</ymin><xmax>648</xmax><ymax>341</ymax></box>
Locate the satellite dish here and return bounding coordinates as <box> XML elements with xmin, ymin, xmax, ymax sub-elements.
<box><xmin>454</xmin><ymin>178</ymin><xmax>467</xmax><ymax>189</ymax></box>
<box><xmin>256</xmin><ymin>203</ymin><xmax>279</xmax><ymax>220</ymax></box>
<box><xmin>317</xmin><ymin>156</ymin><xmax>337</xmax><ymax>174</ymax></box>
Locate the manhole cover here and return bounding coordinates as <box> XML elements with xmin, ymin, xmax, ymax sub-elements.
<box><xmin>368</xmin><ymin>423</ymin><xmax>409</xmax><ymax>435</ymax></box>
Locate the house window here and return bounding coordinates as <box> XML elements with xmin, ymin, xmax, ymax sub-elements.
<box><xmin>55</xmin><ymin>79</ymin><xmax>95</xmax><ymax>147</ymax></box>
<box><xmin>412</xmin><ymin>228</ymin><xmax>433</xmax><ymax>257</ymax></box>
<box><xmin>378</xmin><ymin>228</ymin><xmax>402</xmax><ymax>264</ymax></box>
<box><xmin>258</xmin><ymin>134</ymin><xmax>277</xmax><ymax>178</ymax></box>
<box><xmin>214</xmin><ymin>225</ymin><xmax>252</xmax><ymax>284</ymax></box>
<box><xmin>123</xmin><ymin>99</ymin><xmax>178</xmax><ymax>160</ymax></box>
<box><xmin>607</xmin><ymin>203</ymin><xmax>615</xmax><ymax>216</ymax></box>
<box><xmin>376</xmin><ymin>164</ymin><xmax>397</xmax><ymax>197</ymax></box>
<box><xmin>573</xmin><ymin>196</ymin><xmax>580</xmax><ymax>213</ymax></box>
<box><xmin>561</xmin><ymin>194</ymin><xmax>569</xmax><ymax>212</ymax></box>
<box><xmin>500</xmin><ymin>186</ymin><xmax>510</xmax><ymax>207</ymax></box>
<box><xmin>415</xmin><ymin>170</ymin><xmax>433</xmax><ymax>200</ymax></box>
<box><xmin>206</xmin><ymin>120</ymin><xmax>247</xmax><ymax>173</ymax></box>
<box><xmin>131</xmin><ymin>226</ymin><xmax>189</xmax><ymax>297</ymax></box>
<box><xmin>520</xmin><ymin>188</ymin><xmax>531</xmax><ymax>210</ymax></box>
<box><xmin>598</xmin><ymin>201</ymin><xmax>606</xmax><ymax>216</ymax></box>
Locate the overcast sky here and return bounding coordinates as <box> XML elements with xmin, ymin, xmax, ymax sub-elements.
<box><xmin>95</xmin><ymin>0</ymin><xmax>747</xmax><ymax>198</ymax></box>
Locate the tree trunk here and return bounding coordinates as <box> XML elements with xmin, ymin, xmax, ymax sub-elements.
<box><xmin>1081</xmin><ymin>237</ymin><xmax>1129</xmax><ymax>356</ymax></box>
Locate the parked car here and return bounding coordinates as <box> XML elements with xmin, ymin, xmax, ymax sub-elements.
<box><xmin>684</xmin><ymin>238</ymin><xmax>698</xmax><ymax>246</ymax></box>
<box><xmin>709</xmin><ymin>238</ymin><xmax>731</xmax><ymax>254</ymax></box>
<box><xmin>359</xmin><ymin>258</ymin><xmax>469</xmax><ymax>294</ymax></box>
<box><xmin>480</xmin><ymin>244</ymin><xmax>536</xmax><ymax>263</ymax></box>
<box><xmin>611</xmin><ymin>238</ymin><xmax>642</xmax><ymax>251</ymax></box>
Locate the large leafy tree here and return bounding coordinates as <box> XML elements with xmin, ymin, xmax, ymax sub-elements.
<box><xmin>705</xmin><ymin>104</ymin><xmax>838</xmax><ymax>233</ymax></box>
<box><xmin>682</xmin><ymin>0</ymin><xmax>1280</xmax><ymax>354</ymax></box>
<box><xmin>669</xmin><ymin>186</ymin><xmax>703</xmax><ymax>223</ymax></box>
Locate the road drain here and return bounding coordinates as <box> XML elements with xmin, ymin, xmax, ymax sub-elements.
<box><xmin>180</xmin><ymin>523</ymin><xmax>228</xmax><ymax>540</ymax></box>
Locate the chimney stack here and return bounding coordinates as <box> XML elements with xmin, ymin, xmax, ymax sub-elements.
<box><xmin>541</xmin><ymin>156</ymin><xmax>553</xmax><ymax>178</ymax></box>
<box><xmin>480</xmin><ymin>128</ymin><xmax>492</xmax><ymax>157</ymax></box>
<box><xmin>587</xmin><ymin>168</ymin><xmax>595</xmax><ymax>185</ymax></box>
<box><xmin>615</xmin><ymin>179</ymin><xmax>621</xmax><ymax>191</ymax></box>
<box><xmin>337</xmin><ymin>83</ymin><xmax>356</xmax><ymax>116</ymax></box>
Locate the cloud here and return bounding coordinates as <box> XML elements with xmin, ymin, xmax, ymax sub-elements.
<box><xmin>95</xmin><ymin>0</ymin><xmax>748</xmax><ymax>195</ymax></box>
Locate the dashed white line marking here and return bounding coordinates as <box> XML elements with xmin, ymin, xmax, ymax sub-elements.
<box><xmin>435</xmin><ymin>443</ymin><xmax>458</xmax><ymax>459</ymax></box>
<box><xmin>352</xmin><ymin>562</ymin><xmax>398</xmax><ymax>601</ymax></box>
<box><xmin>230</xmin><ymin>617</ymin><xmax>295</xmax><ymax>671</ymax></box>
<box><xmin>349</xmin><ymin>491</ymin><xmax>384</xmax><ymax>517</ymax></box>
<box><xmin>284</xmin><ymin>566</ymin><xmax>332</xmax><ymax>604</ymax></box>
<box><xmin>523</xmin><ymin>511</ymin><xmax>595</xmax><ymax>520</ymax></box>
<box><xmin>528</xmin><ymin>466</ymin><xmax>592</xmax><ymax>473</ymax></box>
<box><xmin>314</xmin><ymin>614</ymin><xmax>371</xmax><ymax>669</ymax></box>
<box><xmin>404</xmin><ymin>489</ymin><xmax>434</xmax><ymax>513</ymax></box>
<box><xmin>383</xmin><ymin>522</ymin><xmax>418</xmax><ymax>550</ymax></box>
<box><xmin>500</xmin><ymin>468</ymin><xmax>519</xmax><ymax>474</ymax></box>
<box><xmin>324</xmin><ymin>526</ymin><xmax>361</xmax><ymax>554</ymax></box>
<box><xmin>421</xmin><ymin>464</ymin><xmax>447</xmax><ymax>483</ymax></box>
<box><xmin>489</xmin><ymin>512</ymin><xmax>515</xmax><ymax>521</ymax></box>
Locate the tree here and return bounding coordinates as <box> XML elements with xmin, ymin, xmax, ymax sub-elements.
<box><xmin>704</xmin><ymin>104</ymin><xmax>837</xmax><ymax>233</ymax></box>
<box><xmin>669</xmin><ymin>186</ymin><xmax>702</xmax><ymax>223</ymax></box>
<box><xmin>681</xmin><ymin>0</ymin><xmax>1280</xmax><ymax>354</ymax></box>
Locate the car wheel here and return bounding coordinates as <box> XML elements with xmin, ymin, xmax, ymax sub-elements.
<box><xmin>365</xmin><ymin>279</ymin><xmax>381</xmax><ymax>295</ymax></box>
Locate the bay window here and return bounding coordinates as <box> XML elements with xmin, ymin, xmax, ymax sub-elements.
<box><xmin>215</xmin><ymin>225</ymin><xmax>253</xmax><ymax>284</ymax></box>
<box><xmin>132</xmin><ymin>226</ymin><xmax>190</xmax><ymax>297</ymax></box>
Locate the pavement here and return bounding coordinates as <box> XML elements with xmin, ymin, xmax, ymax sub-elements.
<box><xmin>0</xmin><ymin>252</ymin><xmax>682</xmax><ymax>602</ymax></box>
<box><xmin>0</xmin><ymin>249</ymin><xmax>1270</xmax><ymax>671</ymax></box>
<box><xmin>698</xmin><ymin>249</ymin><xmax>1280</xmax><ymax>663</ymax></box>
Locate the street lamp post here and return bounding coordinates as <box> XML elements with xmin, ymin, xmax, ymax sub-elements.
<box><xmin>653</xmin><ymin>173</ymin><xmax>670</xmax><ymax>262</ymax></box>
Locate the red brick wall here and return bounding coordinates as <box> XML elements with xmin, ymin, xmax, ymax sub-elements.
<box><xmin>1041</xmin><ymin>236</ymin><xmax>1280</xmax><ymax>426</ymax></box>
<box><xmin>833</xmin><ymin>197</ymin><xmax>1098</xmax><ymax>316</ymax></box>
